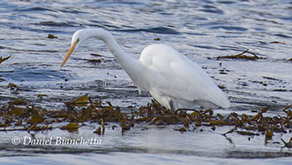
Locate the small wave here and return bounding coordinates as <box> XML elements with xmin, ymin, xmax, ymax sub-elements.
<box><xmin>199</xmin><ymin>5</ymin><xmax>224</xmax><ymax>15</ymax></box>
<box><xmin>0</xmin><ymin>68</ymin><xmax>65</xmax><ymax>83</ymax></box>
<box><xmin>32</xmin><ymin>21</ymin><xmax>75</xmax><ymax>27</ymax></box>
<box><xmin>118</xmin><ymin>26</ymin><xmax>180</xmax><ymax>34</ymax></box>
<box><xmin>14</xmin><ymin>6</ymin><xmax>55</xmax><ymax>12</ymax></box>
<box><xmin>274</xmin><ymin>33</ymin><xmax>292</xmax><ymax>39</ymax></box>
<box><xmin>210</xmin><ymin>26</ymin><xmax>248</xmax><ymax>31</ymax></box>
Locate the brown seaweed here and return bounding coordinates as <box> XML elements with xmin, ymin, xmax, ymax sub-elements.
<box><xmin>216</xmin><ymin>49</ymin><xmax>264</xmax><ymax>60</ymax></box>
<box><xmin>0</xmin><ymin>94</ymin><xmax>291</xmax><ymax>147</ymax></box>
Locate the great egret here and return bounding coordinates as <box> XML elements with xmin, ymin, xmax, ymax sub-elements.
<box><xmin>61</xmin><ymin>29</ymin><xmax>230</xmax><ymax>111</ymax></box>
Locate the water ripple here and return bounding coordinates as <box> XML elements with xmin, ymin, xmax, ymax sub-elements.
<box><xmin>1</xmin><ymin>0</ymin><xmax>292</xmax><ymax>163</ymax></box>
<box><xmin>118</xmin><ymin>26</ymin><xmax>180</xmax><ymax>34</ymax></box>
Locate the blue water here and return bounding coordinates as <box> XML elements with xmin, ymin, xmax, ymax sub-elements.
<box><xmin>0</xmin><ymin>0</ymin><xmax>292</xmax><ymax>164</ymax></box>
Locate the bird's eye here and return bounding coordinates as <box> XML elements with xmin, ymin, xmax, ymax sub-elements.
<box><xmin>76</xmin><ymin>38</ymin><xmax>80</xmax><ymax>43</ymax></box>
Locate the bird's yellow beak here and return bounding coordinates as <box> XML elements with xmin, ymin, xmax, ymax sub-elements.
<box><xmin>61</xmin><ymin>39</ymin><xmax>79</xmax><ymax>67</ymax></box>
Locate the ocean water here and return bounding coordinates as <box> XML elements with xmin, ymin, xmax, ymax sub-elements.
<box><xmin>0</xmin><ymin>0</ymin><xmax>292</xmax><ymax>164</ymax></box>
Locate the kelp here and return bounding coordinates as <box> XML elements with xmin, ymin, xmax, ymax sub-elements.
<box><xmin>216</xmin><ymin>49</ymin><xmax>265</xmax><ymax>60</ymax></box>
<box><xmin>0</xmin><ymin>94</ymin><xmax>291</xmax><ymax>148</ymax></box>
<box><xmin>48</xmin><ymin>34</ymin><xmax>57</xmax><ymax>39</ymax></box>
<box><xmin>0</xmin><ymin>56</ymin><xmax>10</xmax><ymax>64</ymax></box>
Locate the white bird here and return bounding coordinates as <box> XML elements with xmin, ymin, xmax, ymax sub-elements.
<box><xmin>61</xmin><ymin>29</ymin><xmax>230</xmax><ymax>111</ymax></box>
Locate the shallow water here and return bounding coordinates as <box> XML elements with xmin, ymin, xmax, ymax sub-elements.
<box><xmin>0</xmin><ymin>0</ymin><xmax>292</xmax><ymax>164</ymax></box>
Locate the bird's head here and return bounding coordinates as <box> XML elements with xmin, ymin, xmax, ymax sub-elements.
<box><xmin>61</xmin><ymin>29</ymin><xmax>112</xmax><ymax>67</ymax></box>
<box><xmin>61</xmin><ymin>30</ymin><xmax>87</xmax><ymax>67</ymax></box>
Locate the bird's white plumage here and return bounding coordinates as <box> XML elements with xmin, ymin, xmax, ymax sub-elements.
<box><xmin>138</xmin><ymin>44</ymin><xmax>230</xmax><ymax>110</ymax></box>
<box><xmin>62</xmin><ymin>29</ymin><xmax>230</xmax><ymax>111</ymax></box>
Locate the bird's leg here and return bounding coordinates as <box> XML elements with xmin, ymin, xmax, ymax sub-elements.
<box><xmin>169</xmin><ymin>100</ymin><xmax>175</xmax><ymax>112</ymax></box>
<box><xmin>174</xmin><ymin>108</ymin><xmax>200</xmax><ymax>114</ymax></box>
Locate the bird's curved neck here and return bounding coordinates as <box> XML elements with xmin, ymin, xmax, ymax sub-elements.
<box><xmin>89</xmin><ymin>30</ymin><xmax>127</xmax><ymax>63</ymax></box>
<box><xmin>88</xmin><ymin>29</ymin><xmax>142</xmax><ymax>83</ymax></box>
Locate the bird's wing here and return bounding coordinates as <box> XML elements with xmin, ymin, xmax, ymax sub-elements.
<box><xmin>141</xmin><ymin>45</ymin><xmax>189</xmax><ymax>96</ymax></box>
<box><xmin>170</xmin><ymin>57</ymin><xmax>227</xmax><ymax>105</ymax></box>
<box><xmin>141</xmin><ymin>44</ymin><xmax>229</xmax><ymax>108</ymax></box>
